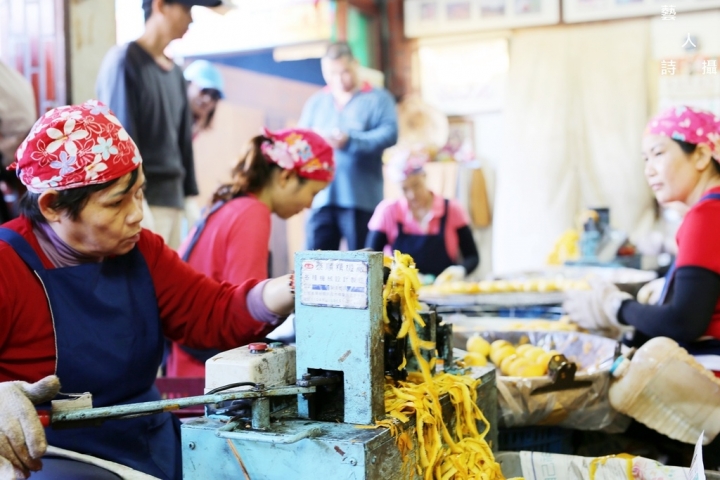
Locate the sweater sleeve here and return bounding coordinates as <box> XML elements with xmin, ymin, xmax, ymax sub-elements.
<box><xmin>178</xmin><ymin>69</ymin><xmax>198</xmax><ymax>197</ymax></box>
<box><xmin>344</xmin><ymin>90</ymin><xmax>398</xmax><ymax>156</ymax></box>
<box><xmin>96</xmin><ymin>44</ymin><xmax>138</xmax><ymax>141</ymax></box>
<box><xmin>456</xmin><ymin>226</ymin><xmax>479</xmax><ymax>275</ymax></box>
<box><xmin>619</xmin><ymin>266</ymin><xmax>720</xmax><ymax>343</ymax></box>
<box><xmin>139</xmin><ymin>230</ymin><xmax>276</xmax><ymax>350</ymax></box>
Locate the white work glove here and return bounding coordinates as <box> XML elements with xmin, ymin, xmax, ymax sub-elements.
<box><xmin>636</xmin><ymin>277</ymin><xmax>666</xmax><ymax>305</ymax></box>
<box><xmin>434</xmin><ymin>265</ymin><xmax>466</xmax><ymax>285</ymax></box>
<box><xmin>563</xmin><ymin>279</ymin><xmax>633</xmax><ymax>335</ymax></box>
<box><xmin>0</xmin><ymin>376</ymin><xmax>60</xmax><ymax>479</ymax></box>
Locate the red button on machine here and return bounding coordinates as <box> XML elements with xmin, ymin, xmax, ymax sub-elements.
<box><xmin>249</xmin><ymin>342</ymin><xmax>268</xmax><ymax>353</ymax></box>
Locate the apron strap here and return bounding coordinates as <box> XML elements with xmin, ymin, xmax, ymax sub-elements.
<box><xmin>0</xmin><ymin>227</ymin><xmax>46</xmax><ymax>272</ymax></box>
<box><xmin>181</xmin><ymin>200</ymin><xmax>226</xmax><ymax>262</ymax></box>
<box><xmin>438</xmin><ymin>199</ymin><xmax>450</xmax><ymax>234</ymax></box>
<box><xmin>658</xmin><ymin>191</ymin><xmax>720</xmax><ymax>304</ymax></box>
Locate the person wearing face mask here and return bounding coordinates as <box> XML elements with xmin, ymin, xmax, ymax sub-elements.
<box><xmin>0</xmin><ymin>101</ymin><xmax>295</xmax><ymax>479</ymax></box>
<box><xmin>165</xmin><ymin>128</ymin><xmax>334</xmax><ymax>377</ymax></box>
<box><xmin>364</xmin><ymin>148</ymin><xmax>479</xmax><ymax>283</ymax></box>
<box><xmin>183</xmin><ymin>59</ymin><xmax>224</xmax><ymax>139</ymax></box>
<box><xmin>564</xmin><ymin>106</ymin><xmax>720</xmax><ymax>373</ymax></box>
<box><xmin>96</xmin><ymin>0</ymin><xmax>220</xmax><ymax>249</ymax></box>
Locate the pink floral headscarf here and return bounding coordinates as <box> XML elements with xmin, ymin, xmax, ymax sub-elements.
<box><xmin>260</xmin><ymin>128</ymin><xmax>334</xmax><ymax>183</ymax></box>
<box><xmin>8</xmin><ymin>100</ymin><xmax>142</xmax><ymax>193</ymax></box>
<box><xmin>645</xmin><ymin>105</ymin><xmax>720</xmax><ymax>161</ymax></box>
<box><xmin>386</xmin><ymin>146</ymin><xmax>431</xmax><ymax>183</ymax></box>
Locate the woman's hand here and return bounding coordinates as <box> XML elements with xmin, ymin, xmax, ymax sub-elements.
<box><xmin>261</xmin><ymin>274</ymin><xmax>295</xmax><ymax>317</ymax></box>
<box><xmin>434</xmin><ymin>266</ymin><xmax>466</xmax><ymax>285</ymax></box>
<box><xmin>563</xmin><ymin>279</ymin><xmax>633</xmax><ymax>334</ymax></box>
<box><xmin>636</xmin><ymin>277</ymin><xmax>666</xmax><ymax>304</ymax></box>
<box><xmin>0</xmin><ymin>375</ymin><xmax>61</xmax><ymax>479</ymax></box>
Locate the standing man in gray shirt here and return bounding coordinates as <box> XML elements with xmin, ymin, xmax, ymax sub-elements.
<box><xmin>96</xmin><ymin>0</ymin><xmax>220</xmax><ymax>248</ymax></box>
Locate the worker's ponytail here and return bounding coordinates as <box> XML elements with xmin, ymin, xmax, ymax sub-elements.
<box><xmin>211</xmin><ymin>135</ymin><xmax>280</xmax><ymax>204</ymax></box>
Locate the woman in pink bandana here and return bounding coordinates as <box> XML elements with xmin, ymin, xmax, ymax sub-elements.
<box><xmin>0</xmin><ymin>101</ymin><xmax>296</xmax><ymax>479</ymax></box>
<box><xmin>565</xmin><ymin>105</ymin><xmax>720</xmax><ymax>373</ymax></box>
<box><xmin>166</xmin><ymin>128</ymin><xmax>334</xmax><ymax>377</ymax></box>
<box><xmin>564</xmin><ymin>105</ymin><xmax>720</xmax><ymax>468</ymax></box>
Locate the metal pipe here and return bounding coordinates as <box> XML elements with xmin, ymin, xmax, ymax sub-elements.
<box><xmin>50</xmin><ymin>385</ymin><xmax>315</xmax><ymax>425</ymax></box>
<box><xmin>216</xmin><ymin>427</ymin><xmax>323</xmax><ymax>444</ymax></box>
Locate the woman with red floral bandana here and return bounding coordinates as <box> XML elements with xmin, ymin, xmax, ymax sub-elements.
<box><xmin>166</xmin><ymin>128</ymin><xmax>334</xmax><ymax>377</ymax></box>
<box><xmin>0</xmin><ymin>101</ymin><xmax>295</xmax><ymax>479</ymax></box>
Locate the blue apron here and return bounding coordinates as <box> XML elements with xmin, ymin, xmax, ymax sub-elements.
<box><xmin>392</xmin><ymin>199</ymin><xmax>455</xmax><ymax>277</ymax></box>
<box><xmin>0</xmin><ymin>227</ymin><xmax>182</xmax><ymax>480</ymax></box>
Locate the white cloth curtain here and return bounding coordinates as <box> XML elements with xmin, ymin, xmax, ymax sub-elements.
<box><xmin>493</xmin><ymin>20</ymin><xmax>656</xmax><ymax>274</ymax></box>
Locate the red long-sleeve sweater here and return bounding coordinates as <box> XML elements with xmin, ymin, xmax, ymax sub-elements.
<box><xmin>0</xmin><ymin>217</ymin><xmax>277</xmax><ymax>383</ymax></box>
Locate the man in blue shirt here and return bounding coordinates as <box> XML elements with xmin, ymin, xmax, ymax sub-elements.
<box><xmin>298</xmin><ymin>42</ymin><xmax>398</xmax><ymax>250</ymax></box>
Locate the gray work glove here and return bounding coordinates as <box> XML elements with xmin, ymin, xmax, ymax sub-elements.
<box><xmin>563</xmin><ymin>279</ymin><xmax>633</xmax><ymax>336</ymax></box>
<box><xmin>0</xmin><ymin>376</ymin><xmax>60</xmax><ymax>479</ymax></box>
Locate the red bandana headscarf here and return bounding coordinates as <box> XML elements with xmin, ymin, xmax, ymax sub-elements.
<box><xmin>645</xmin><ymin>105</ymin><xmax>720</xmax><ymax>162</ymax></box>
<box><xmin>260</xmin><ymin>128</ymin><xmax>334</xmax><ymax>183</ymax></box>
<box><xmin>9</xmin><ymin>100</ymin><xmax>142</xmax><ymax>193</ymax></box>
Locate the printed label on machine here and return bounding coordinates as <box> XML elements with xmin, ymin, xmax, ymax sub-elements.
<box><xmin>300</xmin><ymin>259</ymin><xmax>368</xmax><ymax>309</ymax></box>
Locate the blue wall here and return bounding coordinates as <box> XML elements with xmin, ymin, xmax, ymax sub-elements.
<box><xmin>192</xmin><ymin>50</ymin><xmax>324</xmax><ymax>86</ymax></box>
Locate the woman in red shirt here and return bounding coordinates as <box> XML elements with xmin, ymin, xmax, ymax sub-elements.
<box><xmin>0</xmin><ymin>101</ymin><xmax>295</xmax><ymax>478</ymax></box>
<box><xmin>165</xmin><ymin>128</ymin><xmax>334</xmax><ymax>377</ymax></box>
<box><xmin>565</xmin><ymin>105</ymin><xmax>720</xmax><ymax>369</ymax></box>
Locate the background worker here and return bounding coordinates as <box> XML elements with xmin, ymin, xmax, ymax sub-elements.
<box><xmin>0</xmin><ymin>60</ymin><xmax>36</xmax><ymax>223</ymax></box>
<box><xmin>298</xmin><ymin>41</ymin><xmax>398</xmax><ymax>251</ymax></box>
<box><xmin>184</xmin><ymin>59</ymin><xmax>225</xmax><ymax>138</ymax></box>
<box><xmin>96</xmin><ymin>0</ymin><xmax>220</xmax><ymax>248</ymax></box>
<box><xmin>365</xmin><ymin>148</ymin><xmax>479</xmax><ymax>282</ymax></box>
<box><xmin>166</xmin><ymin>128</ymin><xmax>334</xmax><ymax>377</ymax></box>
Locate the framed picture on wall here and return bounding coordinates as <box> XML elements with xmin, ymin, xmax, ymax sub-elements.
<box><xmin>404</xmin><ymin>0</ymin><xmax>560</xmax><ymax>37</ymax></box>
<box><xmin>562</xmin><ymin>0</ymin><xmax>720</xmax><ymax>23</ymax></box>
<box><xmin>418</xmin><ymin>37</ymin><xmax>508</xmax><ymax>115</ymax></box>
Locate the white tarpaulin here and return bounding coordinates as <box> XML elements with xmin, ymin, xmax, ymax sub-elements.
<box><xmin>493</xmin><ymin>20</ymin><xmax>656</xmax><ymax>274</ymax></box>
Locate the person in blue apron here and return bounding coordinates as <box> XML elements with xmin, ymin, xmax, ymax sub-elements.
<box><xmin>563</xmin><ymin>105</ymin><xmax>720</xmax><ymax>466</ymax></box>
<box><xmin>0</xmin><ymin>101</ymin><xmax>296</xmax><ymax>479</ymax></box>
<box><xmin>364</xmin><ymin>147</ymin><xmax>479</xmax><ymax>283</ymax></box>
<box><xmin>165</xmin><ymin>128</ymin><xmax>334</xmax><ymax>378</ymax></box>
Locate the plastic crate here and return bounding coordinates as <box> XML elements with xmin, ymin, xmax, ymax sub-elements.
<box><xmin>154</xmin><ymin>377</ymin><xmax>205</xmax><ymax>418</ymax></box>
<box><xmin>498</xmin><ymin>426</ymin><xmax>575</xmax><ymax>454</ymax></box>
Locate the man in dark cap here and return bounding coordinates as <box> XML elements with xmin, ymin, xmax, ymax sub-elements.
<box><xmin>96</xmin><ymin>0</ymin><xmax>221</xmax><ymax>249</ymax></box>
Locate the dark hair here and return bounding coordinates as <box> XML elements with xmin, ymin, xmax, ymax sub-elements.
<box><xmin>200</xmin><ymin>88</ymin><xmax>222</xmax><ymax>130</ymax></box>
<box><xmin>672</xmin><ymin>138</ymin><xmax>720</xmax><ymax>175</ymax></box>
<box><xmin>143</xmin><ymin>0</ymin><xmax>178</xmax><ymax>22</ymax></box>
<box><xmin>323</xmin><ymin>42</ymin><xmax>354</xmax><ymax>61</ymax></box>
<box><xmin>19</xmin><ymin>168</ymin><xmax>141</xmax><ymax>223</ymax></box>
<box><xmin>211</xmin><ymin>135</ymin><xmax>306</xmax><ymax>204</ymax></box>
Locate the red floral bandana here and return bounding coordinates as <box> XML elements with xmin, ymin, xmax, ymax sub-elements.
<box><xmin>9</xmin><ymin>100</ymin><xmax>142</xmax><ymax>193</ymax></box>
